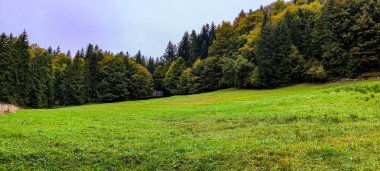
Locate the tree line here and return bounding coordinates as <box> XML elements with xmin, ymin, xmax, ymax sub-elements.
<box><xmin>0</xmin><ymin>34</ymin><xmax>153</xmax><ymax>108</ymax></box>
<box><xmin>0</xmin><ymin>0</ymin><xmax>379</xmax><ymax>108</ymax></box>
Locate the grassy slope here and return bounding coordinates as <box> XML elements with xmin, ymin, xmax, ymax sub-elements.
<box><xmin>0</xmin><ymin>80</ymin><xmax>379</xmax><ymax>170</ymax></box>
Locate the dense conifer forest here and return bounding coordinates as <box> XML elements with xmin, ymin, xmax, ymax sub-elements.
<box><xmin>0</xmin><ymin>0</ymin><xmax>379</xmax><ymax>108</ymax></box>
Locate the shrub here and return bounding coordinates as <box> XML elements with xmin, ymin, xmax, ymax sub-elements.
<box><xmin>305</xmin><ymin>58</ymin><xmax>327</xmax><ymax>82</ymax></box>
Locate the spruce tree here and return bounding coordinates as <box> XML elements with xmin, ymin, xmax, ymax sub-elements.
<box><xmin>189</xmin><ymin>30</ymin><xmax>199</xmax><ymax>64</ymax></box>
<box><xmin>319</xmin><ymin>0</ymin><xmax>347</xmax><ymax>78</ymax></box>
<box><xmin>0</xmin><ymin>33</ymin><xmax>12</xmax><ymax>103</ymax></box>
<box><xmin>135</xmin><ymin>50</ymin><xmax>146</xmax><ymax>67</ymax></box>
<box><xmin>163</xmin><ymin>41</ymin><xmax>177</xmax><ymax>62</ymax></box>
<box><xmin>29</xmin><ymin>51</ymin><xmax>53</xmax><ymax>108</ymax></box>
<box><xmin>209</xmin><ymin>22</ymin><xmax>217</xmax><ymax>46</ymax></box>
<box><xmin>177</xmin><ymin>32</ymin><xmax>191</xmax><ymax>66</ymax></box>
<box><xmin>198</xmin><ymin>24</ymin><xmax>210</xmax><ymax>59</ymax></box>
<box><xmin>67</xmin><ymin>51</ymin><xmax>86</xmax><ymax>105</ymax></box>
<box><xmin>85</xmin><ymin>44</ymin><xmax>101</xmax><ymax>103</ymax></box>
<box><xmin>153</xmin><ymin>65</ymin><xmax>167</xmax><ymax>92</ymax></box>
<box><xmin>12</xmin><ymin>31</ymin><xmax>31</xmax><ymax>106</ymax></box>
<box><xmin>147</xmin><ymin>57</ymin><xmax>155</xmax><ymax>73</ymax></box>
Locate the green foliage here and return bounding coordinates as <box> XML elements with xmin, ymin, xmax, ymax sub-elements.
<box><xmin>177</xmin><ymin>32</ymin><xmax>191</xmax><ymax>66</ymax></box>
<box><xmin>198</xmin><ymin>24</ymin><xmax>211</xmax><ymax>59</ymax></box>
<box><xmin>98</xmin><ymin>54</ymin><xmax>129</xmax><ymax>102</ymax></box>
<box><xmin>1</xmin><ymin>0</ymin><xmax>380</xmax><ymax>107</ymax></box>
<box><xmin>289</xmin><ymin>45</ymin><xmax>305</xmax><ymax>82</ymax></box>
<box><xmin>29</xmin><ymin>48</ymin><xmax>53</xmax><ymax>108</ymax></box>
<box><xmin>189</xmin><ymin>57</ymin><xmax>223</xmax><ymax>93</ymax></box>
<box><xmin>189</xmin><ymin>30</ymin><xmax>200</xmax><ymax>64</ymax></box>
<box><xmin>67</xmin><ymin>52</ymin><xmax>86</xmax><ymax>105</ymax></box>
<box><xmin>209</xmin><ymin>21</ymin><xmax>239</xmax><ymax>58</ymax></box>
<box><xmin>153</xmin><ymin>65</ymin><xmax>166</xmax><ymax>92</ymax></box>
<box><xmin>256</xmin><ymin>11</ymin><xmax>306</xmax><ymax>88</ymax></box>
<box><xmin>53</xmin><ymin>53</ymin><xmax>72</xmax><ymax>106</ymax></box>
<box><xmin>13</xmin><ymin>31</ymin><xmax>31</xmax><ymax>106</ymax></box>
<box><xmin>220</xmin><ymin>57</ymin><xmax>236</xmax><ymax>88</ymax></box>
<box><xmin>235</xmin><ymin>56</ymin><xmax>255</xmax><ymax>88</ymax></box>
<box><xmin>134</xmin><ymin>50</ymin><xmax>146</xmax><ymax>67</ymax></box>
<box><xmin>177</xmin><ymin>68</ymin><xmax>192</xmax><ymax>95</ymax></box>
<box><xmin>147</xmin><ymin>57</ymin><xmax>155</xmax><ymax>74</ymax></box>
<box><xmin>271</xmin><ymin>0</ymin><xmax>287</xmax><ymax>15</ymax></box>
<box><xmin>164</xmin><ymin>57</ymin><xmax>186</xmax><ymax>95</ymax></box>
<box><xmin>129</xmin><ymin>64</ymin><xmax>154</xmax><ymax>99</ymax></box>
<box><xmin>85</xmin><ymin>44</ymin><xmax>102</xmax><ymax>103</ymax></box>
<box><xmin>0</xmin><ymin>33</ymin><xmax>13</xmax><ymax>103</ymax></box>
<box><xmin>0</xmin><ymin>32</ymin><xmax>31</xmax><ymax>106</ymax></box>
<box><xmin>163</xmin><ymin>41</ymin><xmax>177</xmax><ymax>62</ymax></box>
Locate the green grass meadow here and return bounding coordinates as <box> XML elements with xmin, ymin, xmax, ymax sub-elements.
<box><xmin>0</xmin><ymin>80</ymin><xmax>379</xmax><ymax>170</ymax></box>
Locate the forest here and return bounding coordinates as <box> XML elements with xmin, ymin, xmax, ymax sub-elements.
<box><xmin>0</xmin><ymin>0</ymin><xmax>379</xmax><ymax>108</ymax></box>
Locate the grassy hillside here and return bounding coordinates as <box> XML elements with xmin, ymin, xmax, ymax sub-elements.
<box><xmin>0</xmin><ymin>80</ymin><xmax>379</xmax><ymax>170</ymax></box>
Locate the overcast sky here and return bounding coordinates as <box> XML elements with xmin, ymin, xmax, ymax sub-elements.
<box><xmin>0</xmin><ymin>0</ymin><xmax>275</xmax><ymax>57</ymax></box>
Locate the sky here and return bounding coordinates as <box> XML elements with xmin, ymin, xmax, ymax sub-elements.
<box><xmin>0</xmin><ymin>0</ymin><xmax>275</xmax><ymax>58</ymax></box>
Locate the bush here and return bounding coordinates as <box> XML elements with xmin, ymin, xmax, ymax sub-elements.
<box><xmin>305</xmin><ymin>58</ymin><xmax>327</xmax><ymax>82</ymax></box>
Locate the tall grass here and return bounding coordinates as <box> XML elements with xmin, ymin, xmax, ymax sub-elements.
<box><xmin>0</xmin><ymin>104</ymin><xmax>20</xmax><ymax>115</ymax></box>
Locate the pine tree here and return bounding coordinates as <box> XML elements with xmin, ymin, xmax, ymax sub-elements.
<box><xmin>319</xmin><ymin>0</ymin><xmax>347</xmax><ymax>78</ymax></box>
<box><xmin>67</xmin><ymin>51</ymin><xmax>86</xmax><ymax>105</ymax></box>
<box><xmin>147</xmin><ymin>57</ymin><xmax>155</xmax><ymax>73</ymax></box>
<box><xmin>54</xmin><ymin>46</ymin><xmax>61</xmax><ymax>56</ymax></box>
<box><xmin>178</xmin><ymin>32</ymin><xmax>191</xmax><ymax>66</ymax></box>
<box><xmin>66</xmin><ymin>50</ymin><xmax>71</xmax><ymax>58</ymax></box>
<box><xmin>0</xmin><ymin>33</ymin><xmax>12</xmax><ymax>103</ymax></box>
<box><xmin>54</xmin><ymin>56</ymin><xmax>71</xmax><ymax>105</ymax></box>
<box><xmin>85</xmin><ymin>44</ymin><xmax>101</xmax><ymax>103</ymax></box>
<box><xmin>135</xmin><ymin>50</ymin><xmax>146</xmax><ymax>67</ymax></box>
<box><xmin>347</xmin><ymin>0</ymin><xmax>380</xmax><ymax>75</ymax></box>
<box><xmin>209</xmin><ymin>22</ymin><xmax>217</xmax><ymax>46</ymax></box>
<box><xmin>153</xmin><ymin>65</ymin><xmax>166</xmax><ymax>93</ymax></box>
<box><xmin>163</xmin><ymin>41</ymin><xmax>177</xmax><ymax>62</ymax></box>
<box><xmin>12</xmin><ymin>31</ymin><xmax>31</xmax><ymax>106</ymax></box>
<box><xmin>29</xmin><ymin>50</ymin><xmax>53</xmax><ymax>108</ymax></box>
<box><xmin>47</xmin><ymin>46</ymin><xmax>53</xmax><ymax>55</ymax></box>
<box><xmin>256</xmin><ymin>12</ymin><xmax>276</xmax><ymax>88</ymax></box>
<box><xmin>289</xmin><ymin>45</ymin><xmax>304</xmax><ymax>82</ymax></box>
<box><xmin>198</xmin><ymin>24</ymin><xmax>210</xmax><ymax>59</ymax></box>
<box><xmin>189</xmin><ymin>30</ymin><xmax>199</xmax><ymax>64</ymax></box>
